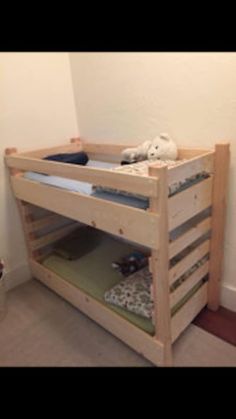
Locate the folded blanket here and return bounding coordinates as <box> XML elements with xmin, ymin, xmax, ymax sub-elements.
<box><xmin>44</xmin><ymin>151</ymin><xmax>89</xmax><ymax>166</ymax></box>
<box><xmin>54</xmin><ymin>226</ymin><xmax>102</xmax><ymax>260</ymax></box>
<box><xmin>104</xmin><ymin>253</ymin><xmax>209</xmax><ymax>319</ymax></box>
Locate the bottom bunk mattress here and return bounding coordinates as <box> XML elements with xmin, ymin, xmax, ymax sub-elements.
<box><xmin>42</xmin><ymin>231</ymin><xmax>205</xmax><ymax>335</ymax></box>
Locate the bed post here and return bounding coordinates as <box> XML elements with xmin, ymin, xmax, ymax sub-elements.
<box><xmin>5</xmin><ymin>148</ymin><xmax>40</xmax><ymax>262</ymax></box>
<box><xmin>208</xmin><ymin>143</ymin><xmax>230</xmax><ymax>311</ymax></box>
<box><xmin>149</xmin><ymin>164</ymin><xmax>172</xmax><ymax>366</ymax></box>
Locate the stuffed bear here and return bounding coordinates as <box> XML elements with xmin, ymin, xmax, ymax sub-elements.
<box><xmin>121</xmin><ymin>140</ymin><xmax>153</xmax><ymax>164</ymax></box>
<box><xmin>147</xmin><ymin>133</ymin><xmax>178</xmax><ymax>161</ymax></box>
<box><xmin>121</xmin><ymin>133</ymin><xmax>178</xmax><ymax>164</ymax></box>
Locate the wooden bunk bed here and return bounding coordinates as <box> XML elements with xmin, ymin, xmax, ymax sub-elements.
<box><xmin>5</xmin><ymin>138</ymin><xmax>230</xmax><ymax>366</ymax></box>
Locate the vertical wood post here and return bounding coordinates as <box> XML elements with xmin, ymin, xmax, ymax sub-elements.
<box><xmin>149</xmin><ymin>164</ymin><xmax>172</xmax><ymax>366</ymax></box>
<box><xmin>5</xmin><ymin>148</ymin><xmax>40</xmax><ymax>261</ymax></box>
<box><xmin>208</xmin><ymin>143</ymin><xmax>230</xmax><ymax>311</ymax></box>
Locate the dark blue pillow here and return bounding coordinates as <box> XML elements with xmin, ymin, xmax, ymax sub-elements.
<box><xmin>44</xmin><ymin>151</ymin><xmax>89</xmax><ymax>166</ymax></box>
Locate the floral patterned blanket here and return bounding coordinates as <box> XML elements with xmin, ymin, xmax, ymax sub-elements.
<box><xmin>104</xmin><ymin>253</ymin><xmax>208</xmax><ymax>319</ymax></box>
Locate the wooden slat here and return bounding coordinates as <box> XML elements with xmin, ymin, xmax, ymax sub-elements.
<box><xmin>149</xmin><ymin>164</ymin><xmax>172</xmax><ymax>365</ymax></box>
<box><xmin>169</xmin><ymin>240</ymin><xmax>210</xmax><ymax>287</ymax></box>
<box><xmin>16</xmin><ymin>142</ymin><xmax>82</xmax><ymax>158</ymax></box>
<box><xmin>169</xmin><ymin>217</ymin><xmax>212</xmax><ymax>259</ymax></box>
<box><xmin>170</xmin><ymin>261</ymin><xmax>209</xmax><ymax>308</ymax></box>
<box><xmin>82</xmin><ymin>142</ymin><xmax>134</xmax><ymax>155</ymax></box>
<box><xmin>168</xmin><ymin>152</ymin><xmax>214</xmax><ymax>185</ymax></box>
<box><xmin>171</xmin><ymin>282</ymin><xmax>208</xmax><ymax>342</ymax></box>
<box><xmin>28</xmin><ymin>213</ymin><xmax>68</xmax><ymax>232</ymax></box>
<box><xmin>5</xmin><ymin>148</ymin><xmax>42</xmax><ymax>260</ymax></box>
<box><xmin>178</xmin><ymin>148</ymin><xmax>212</xmax><ymax>159</ymax></box>
<box><xmin>11</xmin><ymin>176</ymin><xmax>160</xmax><ymax>249</ymax></box>
<box><xmin>84</xmin><ymin>143</ymin><xmax>212</xmax><ymax>159</ymax></box>
<box><xmin>30</xmin><ymin>223</ymin><xmax>78</xmax><ymax>250</ymax></box>
<box><xmin>168</xmin><ymin>177</ymin><xmax>213</xmax><ymax>231</ymax></box>
<box><xmin>208</xmin><ymin>143</ymin><xmax>230</xmax><ymax>311</ymax></box>
<box><xmin>30</xmin><ymin>259</ymin><xmax>165</xmax><ymax>366</ymax></box>
<box><xmin>5</xmin><ymin>155</ymin><xmax>159</xmax><ymax>198</ymax></box>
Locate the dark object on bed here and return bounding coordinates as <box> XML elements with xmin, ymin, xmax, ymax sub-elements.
<box><xmin>121</xmin><ymin>160</ymin><xmax>135</xmax><ymax>165</ymax></box>
<box><xmin>54</xmin><ymin>226</ymin><xmax>102</xmax><ymax>260</ymax></box>
<box><xmin>44</xmin><ymin>151</ymin><xmax>89</xmax><ymax>166</ymax></box>
<box><xmin>112</xmin><ymin>251</ymin><xmax>148</xmax><ymax>276</ymax></box>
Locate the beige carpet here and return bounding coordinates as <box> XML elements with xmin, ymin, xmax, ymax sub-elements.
<box><xmin>0</xmin><ymin>279</ymin><xmax>236</xmax><ymax>367</ymax></box>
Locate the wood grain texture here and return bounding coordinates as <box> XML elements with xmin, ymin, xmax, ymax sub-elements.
<box><xmin>6</xmin><ymin>155</ymin><xmax>159</xmax><ymax>198</ymax></box>
<box><xmin>208</xmin><ymin>143</ymin><xmax>230</xmax><ymax>311</ymax></box>
<box><xmin>11</xmin><ymin>176</ymin><xmax>160</xmax><ymax>249</ymax></box>
<box><xmin>168</xmin><ymin>177</ymin><xmax>213</xmax><ymax>231</ymax></box>
<box><xmin>169</xmin><ymin>240</ymin><xmax>210</xmax><ymax>286</ymax></box>
<box><xmin>168</xmin><ymin>152</ymin><xmax>214</xmax><ymax>185</ymax></box>
<box><xmin>171</xmin><ymin>283</ymin><xmax>208</xmax><ymax>342</ymax></box>
<box><xmin>169</xmin><ymin>217</ymin><xmax>211</xmax><ymax>259</ymax></box>
<box><xmin>16</xmin><ymin>142</ymin><xmax>82</xmax><ymax>158</ymax></box>
<box><xmin>170</xmin><ymin>261</ymin><xmax>209</xmax><ymax>308</ymax></box>
<box><xmin>30</xmin><ymin>260</ymin><xmax>165</xmax><ymax>366</ymax></box>
<box><xmin>30</xmin><ymin>223</ymin><xmax>78</xmax><ymax>250</ymax></box>
<box><xmin>149</xmin><ymin>164</ymin><xmax>172</xmax><ymax>365</ymax></box>
<box><xmin>28</xmin><ymin>214</ymin><xmax>69</xmax><ymax>232</ymax></box>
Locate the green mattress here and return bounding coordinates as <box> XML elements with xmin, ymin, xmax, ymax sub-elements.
<box><xmin>42</xmin><ymin>231</ymin><xmax>204</xmax><ymax>335</ymax></box>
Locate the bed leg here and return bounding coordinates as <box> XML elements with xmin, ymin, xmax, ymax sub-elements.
<box><xmin>5</xmin><ymin>147</ymin><xmax>40</xmax><ymax>262</ymax></box>
<box><xmin>208</xmin><ymin>143</ymin><xmax>230</xmax><ymax>311</ymax></box>
<box><xmin>149</xmin><ymin>164</ymin><xmax>173</xmax><ymax>367</ymax></box>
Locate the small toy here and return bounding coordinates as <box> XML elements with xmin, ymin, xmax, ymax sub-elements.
<box><xmin>121</xmin><ymin>133</ymin><xmax>178</xmax><ymax>164</ymax></box>
<box><xmin>112</xmin><ymin>251</ymin><xmax>148</xmax><ymax>277</ymax></box>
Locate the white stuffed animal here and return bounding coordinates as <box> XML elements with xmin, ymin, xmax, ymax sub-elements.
<box><xmin>121</xmin><ymin>133</ymin><xmax>178</xmax><ymax>163</ymax></box>
<box><xmin>121</xmin><ymin>140</ymin><xmax>153</xmax><ymax>163</ymax></box>
<box><xmin>147</xmin><ymin>133</ymin><xmax>178</xmax><ymax>161</ymax></box>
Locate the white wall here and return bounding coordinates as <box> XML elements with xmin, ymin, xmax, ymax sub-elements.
<box><xmin>69</xmin><ymin>52</ymin><xmax>236</xmax><ymax>310</ymax></box>
<box><xmin>0</xmin><ymin>53</ymin><xmax>78</xmax><ymax>286</ymax></box>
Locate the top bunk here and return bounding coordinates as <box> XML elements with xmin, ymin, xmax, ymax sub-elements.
<box><xmin>4</xmin><ymin>137</ymin><xmax>221</xmax><ymax>249</ymax></box>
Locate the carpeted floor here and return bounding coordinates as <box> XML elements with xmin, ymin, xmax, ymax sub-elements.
<box><xmin>0</xmin><ymin>279</ymin><xmax>236</xmax><ymax>367</ymax></box>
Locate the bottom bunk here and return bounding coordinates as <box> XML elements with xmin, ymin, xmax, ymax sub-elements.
<box><xmin>28</xmin><ymin>227</ymin><xmax>208</xmax><ymax>362</ymax></box>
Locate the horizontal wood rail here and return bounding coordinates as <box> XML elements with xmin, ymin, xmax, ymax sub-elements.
<box><xmin>177</xmin><ymin>148</ymin><xmax>213</xmax><ymax>159</ymax></box>
<box><xmin>28</xmin><ymin>213</ymin><xmax>70</xmax><ymax>232</ymax></box>
<box><xmin>15</xmin><ymin>142</ymin><xmax>82</xmax><ymax>158</ymax></box>
<box><xmin>30</xmin><ymin>223</ymin><xmax>78</xmax><ymax>250</ymax></box>
<box><xmin>170</xmin><ymin>260</ymin><xmax>209</xmax><ymax>309</ymax></box>
<box><xmin>169</xmin><ymin>239</ymin><xmax>210</xmax><ymax>287</ymax></box>
<box><xmin>168</xmin><ymin>177</ymin><xmax>213</xmax><ymax>231</ymax></box>
<box><xmin>5</xmin><ymin>155</ymin><xmax>159</xmax><ymax>198</ymax></box>
<box><xmin>82</xmin><ymin>142</ymin><xmax>133</xmax><ymax>155</ymax></box>
<box><xmin>171</xmin><ymin>282</ymin><xmax>208</xmax><ymax>342</ymax></box>
<box><xmin>169</xmin><ymin>217</ymin><xmax>211</xmax><ymax>259</ymax></box>
<box><xmin>168</xmin><ymin>152</ymin><xmax>214</xmax><ymax>185</ymax></box>
<box><xmin>11</xmin><ymin>176</ymin><xmax>160</xmax><ymax>249</ymax></box>
<box><xmin>30</xmin><ymin>259</ymin><xmax>165</xmax><ymax>366</ymax></box>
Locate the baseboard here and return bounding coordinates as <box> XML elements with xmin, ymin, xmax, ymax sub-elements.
<box><xmin>220</xmin><ymin>284</ymin><xmax>236</xmax><ymax>312</ymax></box>
<box><xmin>4</xmin><ymin>263</ymin><xmax>32</xmax><ymax>291</ymax></box>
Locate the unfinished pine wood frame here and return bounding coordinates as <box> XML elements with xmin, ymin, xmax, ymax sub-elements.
<box><xmin>5</xmin><ymin>138</ymin><xmax>230</xmax><ymax>366</ymax></box>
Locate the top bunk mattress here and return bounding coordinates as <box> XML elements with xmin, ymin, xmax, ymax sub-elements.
<box><xmin>24</xmin><ymin>159</ymin><xmax>209</xmax><ymax>210</ymax></box>
<box><xmin>24</xmin><ymin>159</ymin><xmax>149</xmax><ymax>209</ymax></box>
